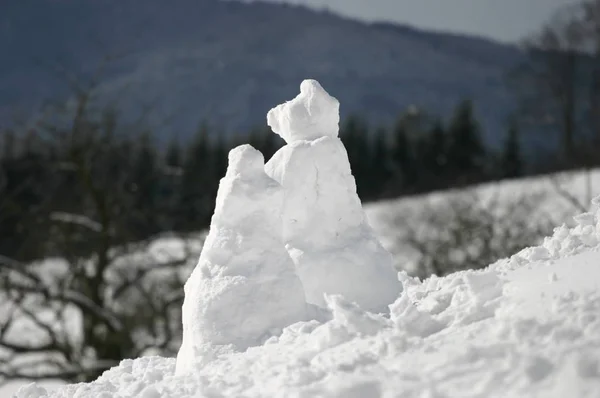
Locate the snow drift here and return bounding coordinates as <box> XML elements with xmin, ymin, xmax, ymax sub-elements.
<box><xmin>13</xmin><ymin>81</ymin><xmax>600</xmax><ymax>398</ymax></box>
<box><xmin>17</xmin><ymin>199</ymin><xmax>600</xmax><ymax>397</ymax></box>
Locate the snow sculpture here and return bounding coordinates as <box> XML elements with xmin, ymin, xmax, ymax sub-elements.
<box><xmin>176</xmin><ymin>145</ymin><xmax>307</xmax><ymax>375</ymax></box>
<box><xmin>265</xmin><ymin>79</ymin><xmax>402</xmax><ymax>313</ymax></box>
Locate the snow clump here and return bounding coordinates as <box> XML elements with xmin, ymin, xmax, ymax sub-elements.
<box><xmin>176</xmin><ymin>145</ymin><xmax>308</xmax><ymax>375</ymax></box>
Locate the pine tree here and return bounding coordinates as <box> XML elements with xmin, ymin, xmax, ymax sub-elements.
<box><xmin>212</xmin><ymin>131</ymin><xmax>229</xmax><ymax>179</ymax></box>
<box><xmin>161</xmin><ymin>138</ymin><xmax>183</xmax><ymax>231</ymax></box>
<box><xmin>165</xmin><ymin>139</ymin><xmax>183</xmax><ymax>172</ymax></box>
<box><xmin>370</xmin><ymin>127</ymin><xmax>393</xmax><ymax>198</ymax></box>
<box><xmin>427</xmin><ymin>120</ymin><xmax>447</xmax><ymax>173</ymax></box>
<box><xmin>247</xmin><ymin>126</ymin><xmax>282</xmax><ymax>162</ymax></box>
<box><xmin>501</xmin><ymin>120</ymin><xmax>523</xmax><ymax>179</ymax></box>
<box><xmin>177</xmin><ymin>122</ymin><xmax>213</xmax><ymax>230</ymax></box>
<box><xmin>446</xmin><ymin>100</ymin><xmax>486</xmax><ymax>182</ymax></box>
<box><xmin>417</xmin><ymin>120</ymin><xmax>448</xmax><ymax>190</ymax></box>
<box><xmin>391</xmin><ymin>116</ymin><xmax>417</xmax><ymax>191</ymax></box>
<box><xmin>340</xmin><ymin>115</ymin><xmax>371</xmax><ymax>199</ymax></box>
<box><xmin>131</xmin><ymin>132</ymin><xmax>160</xmax><ymax>235</ymax></box>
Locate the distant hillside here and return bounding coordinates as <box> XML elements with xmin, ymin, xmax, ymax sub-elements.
<box><xmin>1</xmin><ymin>0</ymin><xmax>526</xmax><ymax>146</ymax></box>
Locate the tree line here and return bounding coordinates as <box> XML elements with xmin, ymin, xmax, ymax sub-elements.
<box><xmin>0</xmin><ymin>96</ymin><xmax>538</xmax><ymax>263</ymax></box>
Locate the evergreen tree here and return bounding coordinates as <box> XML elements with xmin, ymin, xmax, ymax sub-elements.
<box><xmin>1</xmin><ymin>129</ymin><xmax>17</xmax><ymax>161</ymax></box>
<box><xmin>212</xmin><ymin>131</ymin><xmax>229</xmax><ymax>179</ymax></box>
<box><xmin>260</xmin><ymin>127</ymin><xmax>283</xmax><ymax>161</ymax></box>
<box><xmin>248</xmin><ymin>126</ymin><xmax>282</xmax><ymax>162</ymax></box>
<box><xmin>446</xmin><ymin>100</ymin><xmax>486</xmax><ymax>182</ymax></box>
<box><xmin>414</xmin><ymin>120</ymin><xmax>448</xmax><ymax>190</ymax></box>
<box><xmin>165</xmin><ymin>138</ymin><xmax>183</xmax><ymax>172</ymax></box>
<box><xmin>161</xmin><ymin>138</ymin><xmax>184</xmax><ymax>231</ymax></box>
<box><xmin>371</xmin><ymin>127</ymin><xmax>393</xmax><ymax>198</ymax></box>
<box><xmin>391</xmin><ymin>115</ymin><xmax>417</xmax><ymax>191</ymax></box>
<box><xmin>177</xmin><ymin>122</ymin><xmax>213</xmax><ymax>230</ymax></box>
<box><xmin>131</xmin><ymin>132</ymin><xmax>160</xmax><ymax>235</ymax></box>
<box><xmin>340</xmin><ymin>115</ymin><xmax>371</xmax><ymax>199</ymax></box>
<box><xmin>426</xmin><ymin>120</ymin><xmax>447</xmax><ymax>173</ymax></box>
<box><xmin>501</xmin><ymin>120</ymin><xmax>524</xmax><ymax>179</ymax></box>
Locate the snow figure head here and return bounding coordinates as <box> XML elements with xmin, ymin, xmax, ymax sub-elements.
<box><xmin>267</xmin><ymin>79</ymin><xmax>340</xmax><ymax>143</ymax></box>
<box><xmin>212</xmin><ymin>144</ymin><xmax>279</xmax><ymax>232</ymax></box>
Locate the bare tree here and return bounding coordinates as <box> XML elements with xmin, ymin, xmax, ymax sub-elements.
<box><xmin>581</xmin><ymin>0</ymin><xmax>600</xmax><ymax>142</ymax></box>
<box><xmin>0</xmin><ymin>64</ymin><xmax>201</xmax><ymax>384</ymax></box>
<box><xmin>511</xmin><ymin>4</ymin><xmax>588</xmax><ymax>162</ymax></box>
<box><xmin>393</xmin><ymin>188</ymin><xmax>554</xmax><ymax>279</ymax></box>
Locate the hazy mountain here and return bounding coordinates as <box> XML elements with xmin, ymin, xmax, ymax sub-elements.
<box><xmin>1</xmin><ymin>0</ymin><xmax>525</xmax><ymax>146</ymax></box>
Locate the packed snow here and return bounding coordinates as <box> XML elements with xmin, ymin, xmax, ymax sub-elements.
<box><xmin>16</xmin><ymin>205</ymin><xmax>600</xmax><ymax>397</ymax></box>
<box><xmin>10</xmin><ymin>81</ymin><xmax>600</xmax><ymax>397</ymax></box>
<box><xmin>266</xmin><ymin>79</ymin><xmax>340</xmax><ymax>143</ymax></box>
<box><xmin>176</xmin><ymin>80</ymin><xmax>401</xmax><ymax>374</ymax></box>
<box><xmin>176</xmin><ymin>145</ymin><xmax>309</xmax><ymax>374</ymax></box>
<box><xmin>265</xmin><ymin>79</ymin><xmax>401</xmax><ymax>312</ymax></box>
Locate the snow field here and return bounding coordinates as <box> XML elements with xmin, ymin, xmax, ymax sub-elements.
<box><xmin>13</xmin><ymin>80</ymin><xmax>600</xmax><ymax>397</ymax></box>
<box><xmin>19</xmin><ymin>221</ymin><xmax>600</xmax><ymax>396</ymax></box>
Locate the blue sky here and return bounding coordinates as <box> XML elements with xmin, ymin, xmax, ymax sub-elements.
<box><xmin>258</xmin><ymin>0</ymin><xmax>579</xmax><ymax>43</ymax></box>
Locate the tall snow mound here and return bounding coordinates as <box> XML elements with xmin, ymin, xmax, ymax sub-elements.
<box><xmin>176</xmin><ymin>145</ymin><xmax>307</xmax><ymax>374</ymax></box>
<box><xmin>267</xmin><ymin>79</ymin><xmax>340</xmax><ymax>143</ymax></box>
<box><xmin>265</xmin><ymin>80</ymin><xmax>402</xmax><ymax>313</ymax></box>
<box><xmin>21</xmin><ymin>195</ymin><xmax>600</xmax><ymax>397</ymax></box>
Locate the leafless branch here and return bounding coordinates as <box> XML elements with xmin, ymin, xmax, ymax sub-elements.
<box><xmin>550</xmin><ymin>174</ymin><xmax>588</xmax><ymax>212</ymax></box>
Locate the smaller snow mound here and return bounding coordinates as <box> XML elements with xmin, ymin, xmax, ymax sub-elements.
<box><xmin>267</xmin><ymin>79</ymin><xmax>340</xmax><ymax>143</ymax></box>
<box><xmin>497</xmin><ymin>196</ymin><xmax>600</xmax><ymax>272</ymax></box>
<box><xmin>176</xmin><ymin>145</ymin><xmax>307</xmax><ymax>374</ymax></box>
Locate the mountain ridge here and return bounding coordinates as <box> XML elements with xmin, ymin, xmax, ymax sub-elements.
<box><xmin>1</xmin><ymin>0</ymin><xmax>526</xmax><ymax>146</ymax></box>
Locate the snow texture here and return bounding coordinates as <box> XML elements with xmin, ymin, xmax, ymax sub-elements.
<box><xmin>175</xmin><ymin>145</ymin><xmax>307</xmax><ymax>374</ymax></box>
<box><xmin>19</xmin><ymin>196</ymin><xmax>600</xmax><ymax>397</ymax></box>
<box><xmin>267</xmin><ymin>79</ymin><xmax>340</xmax><ymax>143</ymax></box>
<box><xmin>265</xmin><ymin>80</ymin><xmax>402</xmax><ymax>313</ymax></box>
<box><xmin>13</xmin><ymin>84</ymin><xmax>600</xmax><ymax>397</ymax></box>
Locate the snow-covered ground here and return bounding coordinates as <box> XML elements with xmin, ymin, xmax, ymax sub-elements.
<box><xmin>366</xmin><ymin>170</ymin><xmax>600</xmax><ymax>273</ymax></box>
<box><xmin>5</xmin><ymin>80</ymin><xmax>600</xmax><ymax>397</ymax></box>
<box><xmin>4</xmin><ymin>170</ymin><xmax>600</xmax><ymax>398</ymax></box>
<box><xmin>14</xmin><ymin>196</ymin><xmax>600</xmax><ymax>397</ymax></box>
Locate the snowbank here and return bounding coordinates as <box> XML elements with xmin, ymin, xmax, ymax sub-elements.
<box><xmin>13</xmin><ymin>80</ymin><xmax>600</xmax><ymax>397</ymax></box>
<box><xmin>17</xmin><ymin>195</ymin><xmax>600</xmax><ymax>397</ymax></box>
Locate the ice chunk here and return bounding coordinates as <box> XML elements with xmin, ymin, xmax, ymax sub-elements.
<box><xmin>267</xmin><ymin>79</ymin><xmax>340</xmax><ymax>143</ymax></box>
<box><xmin>176</xmin><ymin>145</ymin><xmax>307</xmax><ymax>375</ymax></box>
<box><xmin>265</xmin><ymin>81</ymin><xmax>402</xmax><ymax>313</ymax></box>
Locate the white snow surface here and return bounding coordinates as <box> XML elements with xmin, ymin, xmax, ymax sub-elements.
<box><xmin>17</xmin><ymin>196</ymin><xmax>600</xmax><ymax>397</ymax></box>
<box><xmin>14</xmin><ymin>80</ymin><xmax>600</xmax><ymax>397</ymax></box>
<box><xmin>176</xmin><ymin>145</ymin><xmax>308</xmax><ymax>373</ymax></box>
<box><xmin>265</xmin><ymin>80</ymin><xmax>402</xmax><ymax>312</ymax></box>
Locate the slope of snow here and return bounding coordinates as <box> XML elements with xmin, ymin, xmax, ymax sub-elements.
<box><xmin>16</xmin><ymin>197</ymin><xmax>600</xmax><ymax>397</ymax></box>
